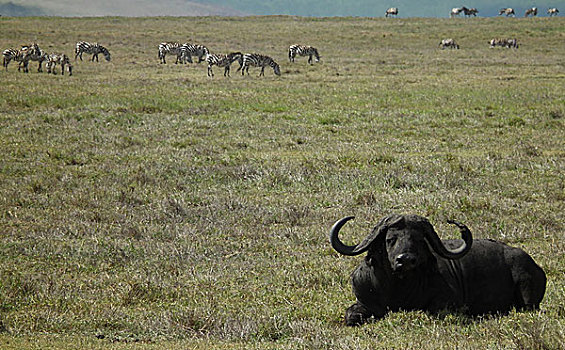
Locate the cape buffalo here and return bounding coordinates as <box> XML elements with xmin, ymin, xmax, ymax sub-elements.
<box><xmin>330</xmin><ymin>214</ymin><xmax>546</xmax><ymax>326</ymax></box>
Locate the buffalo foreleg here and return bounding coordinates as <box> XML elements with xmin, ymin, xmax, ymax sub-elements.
<box><xmin>345</xmin><ymin>303</ymin><xmax>376</xmax><ymax>326</ymax></box>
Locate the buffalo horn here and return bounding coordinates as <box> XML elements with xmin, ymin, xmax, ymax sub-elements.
<box><xmin>424</xmin><ymin>219</ymin><xmax>473</xmax><ymax>259</ymax></box>
<box><xmin>330</xmin><ymin>216</ymin><xmax>382</xmax><ymax>256</ymax></box>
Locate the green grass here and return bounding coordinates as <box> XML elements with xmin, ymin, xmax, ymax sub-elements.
<box><xmin>0</xmin><ymin>15</ymin><xmax>564</xmax><ymax>349</ymax></box>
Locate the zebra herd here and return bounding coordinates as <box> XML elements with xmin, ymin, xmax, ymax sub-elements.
<box><xmin>2</xmin><ymin>41</ymin><xmax>111</xmax><ymax>76</ymax></box>
<box><xmin>158</xmin><ymin>42</ymin><xmax>321</xmax><ymax>77</ymax></box>
<box><xmin>386</xmin><ymin>6</ymin><xmax>559</xmax><ymax>18</ymax></box>
<box><xmin>498</xmin><ymin>7</ymin><xmax>559</xmax><ymax>17</ymax></box>
<box><xmin>439</xmin><ymin>37</ymin><xmax>519</xmax><ymax>50</ymax></box>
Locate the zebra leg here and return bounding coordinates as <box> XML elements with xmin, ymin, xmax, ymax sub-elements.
<box><xmin>224</xmin><ymin>65</ymin><xmax>230</xmax><ymax>77</ymax></box>
<box><xmin>260</xmin><ymin>66</ymin><xmax>265</xmax><ymax>76</ymax></box>
<box><xmin>208</xmin><ymin>65</ymin><xmax>213</xmax><ymax>77</ymax></box>
<box><xmin>38</xmin><ymin>61</ymin><xmax>43</xmax><ymax>73</ymax></box>
<box><xmin>308</xmin><ymin>55</ymin><xmax>313</xmax><ymax>64</ymax></box>
<box><xmin>61</xmin><ymin>63</ymin><xmax>65</xmax><ymax>75</ymax></box>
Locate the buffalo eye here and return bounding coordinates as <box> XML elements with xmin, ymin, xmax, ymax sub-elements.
<box><xmin>386</xmin><ymin>236</ymin><xmax>397</xmax><ymax>245</ymax></box>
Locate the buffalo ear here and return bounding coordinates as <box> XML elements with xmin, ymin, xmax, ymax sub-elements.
<box><xmin>353</xmin><ymin>214</ymin><xmax>402</xmax><ymax>253</ymax></box>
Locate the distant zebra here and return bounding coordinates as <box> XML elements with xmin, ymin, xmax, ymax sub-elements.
<box><xmin>547</xmin><ymin>8</ymin><xmax>559</xmax><ymax>16</ymax></box>
<box><xmin>450</xmin><ymin>7</ymin><xmax>465</xmax><ymax>17</ymax></box>
<box><xmin>158</xmin><ymin>42</ymin><xmax>182</xmax><ymax>64</ymax></box>
<box><xmin>498</xmin><ymin>8</ymin><xmax>515</xmax><ymax>16</ymax></box>
<box><xmin>489</xmin><ymin>38</ymin><xmax>518</xmax><ymax>49</ymax></box>
<box><xmin>25</xmin><ymin>43</ymin><xmax>48</xmax><ymax>72</ymax></box>
<box><xmin>75</xmin><ymin>41</ymin><xmax>111</xmax><ymax>62</ymax></box>
<box><xmin>206</xmin><ymin>52</ymin><xmax>243</xmax><ymax>77</ymax></box>
<box><xmin>179</xmin><ymin>43</ymin><xmax>209</xmax><ymax>64</ymax></box>
<box><xmin>241</xmin><ymin>53</ymin><xmax>281</xmax><ymax>76</ymax></box>
<box><xmin>46</xmin><ymin>53</ymin><xmax>72</xmax><ymax>76</ymax></box>
<box><xmin>464</xmin><ymin>7</ymin><xmax>478</xmax><ymax>16</ymax></box>
<box><xmin>288</xmin><ymin>45</ymin><xmax>320</xmax><ymax>64</ymax></box>
<box><xmin>439</xmin><ymin>38</ymin><xmax>460</xmax><ymax>49</ymax></box>
<box><xmin>524</xmin><ymin>7</ymin><xmax>537</xmax><ymax>17</ymax></box>
<box><xmin>2</xmin><ymin>47</ymin><xmax>32</xmax><ymax>72</ymax></box>
<box><xmin>385</xmin><ymin>7</ymin><xmax>398</xmax><ymax>17</ymax></box>
<box><xmin>2</xmin><ymin>49</ymin><xmax>29</xmax><ymax>72</ymax></box>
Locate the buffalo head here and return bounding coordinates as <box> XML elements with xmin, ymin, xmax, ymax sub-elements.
<box><xmin>331</xmin><ymin>214</ymin><xmax>472</xmax><ymax>276</ymax></box>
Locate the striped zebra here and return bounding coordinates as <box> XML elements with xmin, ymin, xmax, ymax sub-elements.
<box><xmin>2</xmin><ymin>47</ymin><xmax>32</xmax><ymax>72</ymax></box>
<box><xmin>439</xmin><ymin>38</ymin><xmax>460</xmax><ymax>49</ymax></box>
<box><xmin>75</xmin><ymin>41</ymin><xmax>111</xmax><ymax>62</ymax></box>
<box><xmin>46</xmin><ymin>53</ymin><xmax>72</xmax><ymax>76</ymax></box>
<box><xmin>206</xmin><ymin>52</ymin><xmax>243</xmax><ymax>77</ymax></box>
<box><xmin>385</xmin><ymin>7</ymin><xmax>398</xmax><ymax>17</ymax></box>
<box><xmin>180</xmin><ymin>43</ymin><xmax>209</xmax><ymax>64</ymax></box>
<box><xmin>524</xmin><ymin>7</ymin><xmax>537</xmax><ymax>17</ymax></box>
<box><xmin>288</xmin><ymin>45</ymin><xmax>320</xmax><ymax>64</ymax></box>
<box><xmin>240</xmin><ymin>53</ymin><xmax>281</xmax><ymax>76</ymax></box>
<box><xmin>24</xmin><ymin>43</ymin><xmax>48</xmax><ymax>72</ymax></box>
<box><xmin>489</xmin><ymin>38</ymin><xmax>518</xmax><ymax>49</ymax></box>
<box><xmin>547</xmin><ymin>8</ymin><xmax>559</xmax><ymax>16</ymax></box>
<box><xmin>498</xmin><ymin>8</ymin><xmax>515</xmax><ymax>16</ymax></box>
<box><xmin>158</xmin><ymin>42</ymin><xmax>182</xmax><ymax>64</ymax></box>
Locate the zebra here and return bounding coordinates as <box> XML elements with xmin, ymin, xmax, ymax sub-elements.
<box><xmin>240</xmin><ymin>53</ymin><xmax>281</xmax><ymax>76</ymax></box>
<box><xmin>24</xmin><ymin>42</ymin><xmax>48</xmax><ymax>72</ymax></box>
<box><xmin>206</xmin><ymin>52</ymin><xmax>243</xmax><ymax>77</ymax></box>
<box><xmin>439</xmin><ymin>38</ymin><xmax>460</xmax><ymax>49</ymax></box>
<box><xmin>498</xmin><ymin>8</ymin><xmax>515</xmax><ymax>16</ymax></box>
<box><xmin>464</xmin><ymin>7</ymin><xmax>478</xmax><ymax>16</ymax></box>
<box><xmin>2</xmin><ymin>47</ymin><xmax>32</xmax><ymax>72</ymax></box>
<box><xmin>288</xmin><ymin>45</ymin><xmax>320</xmax><ymax>64</ymax></box>
<box><xmin>2</xmin><ymin>48</ymin><xmax>24</xmax><ymax>71</ymax></box>
<box><xmin>547</xmin><ymin>8</ymin><xmax>559</xmax><ymax>16</ymax></box>
<box><xmin>450</xmin><ymin>7</ymin><xmax>465</xmax><ymax>17</ymax></box>
<box><xmin>525</xmin><ymin>7</ymin><xmax>537</xmax><ymax>17</ymax></box>
<box><xmin>46</xmin><ymin>53</ymin><xmax>72</xmax><ymax>76</ymax></box>
<box><xmin>385</xmin><ymin>7</ymin><xmax>398</xmax><ymax>17</ymax></box>
<box><xmin>75</xmin><ymin>41</ymin><xmax>111</xmax><ymax>62</ymax></box>
<box><xmin>158</xmin><ymin>42</ymin><xmax>182</xmax><ymax>64</ymax></box>
<box><xmin>179</xmin><ymin>43</ymin><xmax>209</xmax><ymax>64</ymax></box>
<box><xmin>489</xmin><ymin>38</ymin><xmax>518</xmax><ymax>49</ymax></box>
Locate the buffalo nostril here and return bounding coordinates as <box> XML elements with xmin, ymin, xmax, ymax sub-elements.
<box><xmin>395</xmin><ymin>254</ymin><xmax>415</xmax><ymax>266</ymax></box>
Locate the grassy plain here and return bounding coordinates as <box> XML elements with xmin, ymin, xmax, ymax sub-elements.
<box><xmin>0</xmin><ymin>15</ymin><xmax>564</xmax><ymax>349</ymax></box>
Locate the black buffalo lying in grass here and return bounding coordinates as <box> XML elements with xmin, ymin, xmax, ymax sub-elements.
<box><xmin>330</xmin><ymin>214</ymin><xmax>546</xmax><ymax>326</ymax></box>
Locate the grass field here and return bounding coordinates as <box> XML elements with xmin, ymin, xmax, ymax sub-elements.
<box><xmin>0</xmin><ymin>15</ymin><xmax>564</xmax><ymax>349</ymax></box>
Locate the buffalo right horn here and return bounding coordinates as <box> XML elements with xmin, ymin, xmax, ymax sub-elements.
<box><xmin>330</xmin><ymin>216</ymin><xmax>387</xmax><ymax>256</ymax></box>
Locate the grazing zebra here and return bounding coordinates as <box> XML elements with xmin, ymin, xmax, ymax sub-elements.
<box><xmin>179</xmin><ymin>43</ymin><xmax>209</xmax><ymax>64</ymax></box>
<box><xmin>46</xmin><ymin>53</ymin><xmax>72</xmax><ymax>76</ymax></box>
<box><xmin>547</xmin><ymin>8</ymin><xmax>559</xmax><ymax>16</ymax></box>
<box><xmin>288</xmin><ymin>45</ymin><xmax>320</xmax><ymax>64</ymax></box>
<box><xmin>75</xmin><ymin>41</ymin><xmax>111</xmax><ymax>62</ymax></box>
<box><xmin>240</xmin><ymin>53</ymin><xmax>281</xmax><ymax>76</ymax></box>
<box><xmin>525</xmin><ymin>7</ymin><xmax>537</xmax><ymax>17</ymax></box>
<box><xmin>385</xmin><ymin>7</ymin><xmax>398</xmax><ymax>17</ymax></box>
<box><xmin>206</xmin><ymin>52</ymin><xmax>243</xmax><ymax>77</ymax></box>
<box><xmin>158</xmin><ymin>42</ymin><xmax>182</xmax><ymax>64</ymax></box>
<box><xmin>24</xmin><ymin>43</ymin><xmax>48</xmax><ymax>72</ymax></box>
<box><xmin>439</xmin><ymin>38</ymin><xmax>460</xmax><ymax>49</ymax></box>
<box><xmin>2</xmin><ymin>49</ymin><xmax>28</xmax><ymax>71</ymax></box>
<box><xmin>2</xmin><ymin>47</ymin><xmax>33</xmax><ymax>72</ymax></box>
<box><xmin>498</xmin><ymin>8</ymin><xmax>515</xmax><ymax>16</ymax></box>
<box><xmin>464</xmin><ymin>7</ymin><xmax>478</xmax><ymax>16</ymax></box>
<box><xmin>489</xmin><ymin>38</ymin><xmax>518</xmax><ymax>49</ymax></box>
